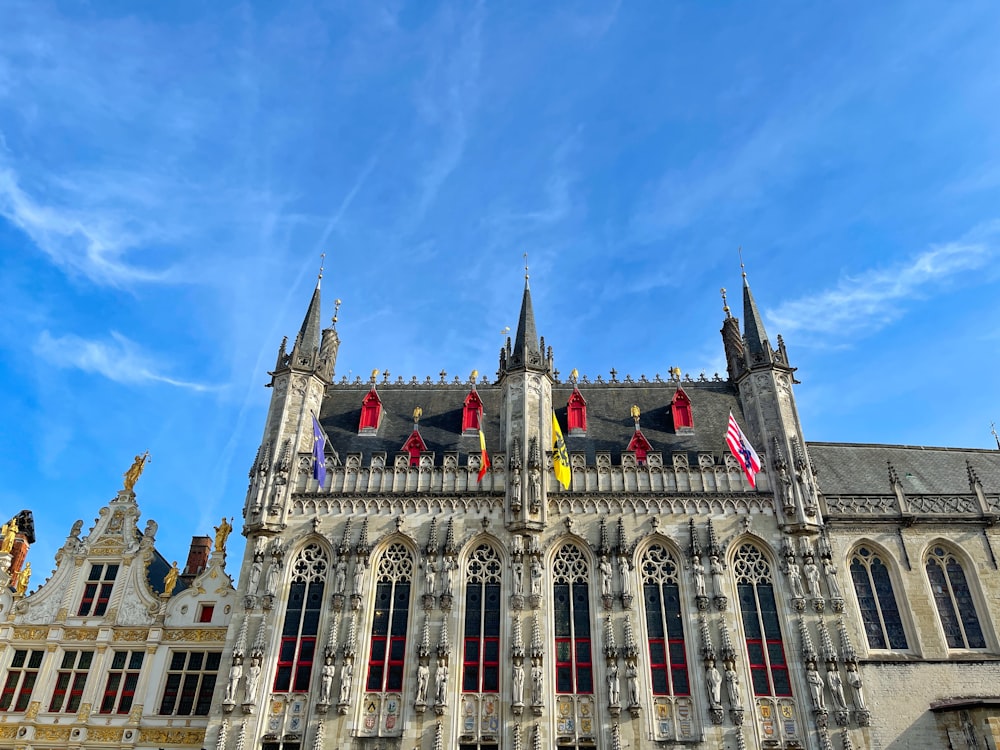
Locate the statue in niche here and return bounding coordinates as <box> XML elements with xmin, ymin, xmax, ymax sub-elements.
<box><xmin>786</xmin><ymin>560</ymin><xmax>804</xmax><ymax>598</ymax></box>
<box><xmin>339</xmin><ymin>660</ymin><xmax>353</xmax><ymax>704</ymax></box>
<box><xmin>224</xmin><ymin>660</ymin><xmax>242</xmax><ymax>703</ymax></box>
<box><xmin>693</xmin><ymin>558</ymin><xmax>706</xmax><ymax>597</ymax></box>
<box><xmin>707</xmin><ymin>663</ymin><xmax>722</xmax><ymax>706</ymax></box>
<box><xmin>529</xmin><ymin>468</ymin><xmax>541</xmax><ymax>509</ymax></box>
<box><xmin>353</xmin><ymin>559</ymin><xmax>366</xmax><ymax>596</ymax></box>
<box><xmin>424</xmin><ymin>559</ymin><xmax>437</xmax><ymax>595</ymax></box>
<box><xmin>607</xmin><ymin>662</ymin><xmax>620</xmax><ymax>705</ymax></box>
<box><xmin>710</xmin><ymin>555</ymin><xmax>725</xmax><ymax>595</ymax></box>
<box><xmin>416</xmin><ymin>663</ymin><xmax>429</xmax><ymax>703</ymax></box>
<box><xmin>513</xmin><ymin>663</ymin><xmax>525</xmax><ymax>704</ymax></box>
<box><xmin>253</xmin><ymin>536</ymin><xmax>267</xmax><ymax>559</ymax></box>
<box><xmin>824</xmin><ymin>561</ymin><xmax>842</xmax><ymax>599</ymax></box>
<box><xmin>599</xmin><ymin>555</ymin><xmax>613</xmax><ymax>597</ymax></box>
<box><xmin>442</xmin><ymin>555</ymin><xmax>456</xmax><ymax>596</ymax></box>
<box><xmin>265</xmin><ymin>561</ymin><xmax>280</xmax><ymax>596</ymax></box>
<box><xmin>531</xmin><ymin>662</ymin><xmax>543</xmax><ymax>705</ymax></box>
<box><xmin>334</xmin><ymin>558</ymin><xmax>347</xmax><ymax>593</ymax></box>
<box><xmin>828</xmin><ymin>669</ymin><xmax>847</xmax><ymax>710</ymax></box>
<box><xmin>244</xmin><ymin>657</ymin><xmax>261</xmax><ymax>704</ymax></box>
<box><xmin>626</xmin><ymin>663</ymin><xmax>639</xmax><ymax>706</ymax></box>
<box><xmin>806</xmin><ymin>668</ymin><xmax>825</xmax><ymax>711</ymax></box>
<box><xmin>530</xmin><ymin>557</ymin><xmax>542</xmax><ymax>596</ymax></box>
<box><xmin>512</xmin><ymin>559</ymin><xmax>524</xmax><ymax>596</ymax></box>
<box><xmin>804</xmin><ymin>558</ymin><xmax>821</xmax><ymax>598</ymax></box>
<box><xmin>510</xmin><ymin>471</ymin><xmax>522</xmax><ymax>509</ymax></box>
<box><xmin>319</xmin><ymin>656</ymin><xmax>335</xmax><ymax>703</ymax></box>
<box><xmin>248</xmin><ymin>560</ymin><xmax>262</xmax><ymax>593</ymax></box>
<box><xmin>619</xmin><ymin>556</ymin><xmax>632</xmax><ymax>598</ymax></box>
<box><xmin>435</xmin><ymin>662</ymin><xmax>448</xmax><ymax>704</ymax></box>
<box><xmin>725</xmin><ymin>665</ymin><xmax>741</xmax><ymax>708</ymax></box>
<box><xmin>846</xmin><ymin>665</ymin><xmax>866</xmax><ymax>710</ymax></box>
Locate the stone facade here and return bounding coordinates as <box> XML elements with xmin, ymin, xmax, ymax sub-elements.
<box><xmin>4</xmin><ymin>273</ymin><xmax>1000</xmax><ymax>750</ymax></box>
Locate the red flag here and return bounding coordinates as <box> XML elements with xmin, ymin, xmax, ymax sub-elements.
<box><xmin>477</xmin><ymin>429</ymin><xmax>491</xmax><ymax>483</ymax></box>
<box><xmin>726</xmin><ymin>412</ymin><xmax>761</xmax><ymax>487</ymax></box>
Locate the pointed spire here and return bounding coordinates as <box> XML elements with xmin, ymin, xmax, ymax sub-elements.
<box><xmin>611</xmin><ymin>723</ymin><xmax>623</xmax><ymax>750</ymax></box>
<box><xmin>719</xmin><ymin>621</ymin><xmax>736</xmax><ymax>664</ymax></box>
<box><xmin>437</xmin><ymin>617</ymin><xmax>450</xmax><ymax>658</ymax></box>
<box><xmin>530</xmin><ymin>614</ymin><xmax>543</xmax><ymax>658</ymax></box>
<box><xmin>444</xmin><ymin>518</ymin><xmax>456</xmax><ymax>556</ymax></box>
<box><xmin>741</xmin><ymin>263</ymin><xmax>771</xmax><ymax>361</ymax></box>
<box><xmin>510</xmin><ymin>270</ymin><xmax>543</xmax><ymax>370</ymax></box>
<box><xmin>215</xmin><ymin>719</ymin><xmax>229</xmax><ymax>750</ymax></box>
<box><xmin>799</xmin><ymin>617</ymin><xmax>816</xmax><ymax>662</ymax></box>
<box><xmin>344</xmin><ymin>612</ymin><xmax>358</xmax><ymax>658</ymax></box>
<box><xmin>623</xmin><ymin>616</ymin><xmax>638</xmax><ymax>659</ymax></box>
<box><xmin>233</xmin><ymin>617</ymin><xmax>249</xmax><ymax>659</ymax></box>
<box><xmin>251</xmin><ymin>622</ymin><xmax>267</xmax><ymax>659</ymax></box>
<box><xmin>433</xmin><ymin>722</ymin><xmax>443</xmax><ymax>750</ymax></box>
<box><xmin>688</xmin><ymin>518</ymin><xmax>702</xmax><ymax>559</ymax></box>
<box><xmin>818</xmin><ymin>619</ymin><xmax>838</xmax><ymax>663</ymax></box>
<box><xmin>419</xmin><ymin>616</ymin><xmax>431</xmax><ymax>658</ymax></box>
<box><xmin>326</xmin><ymin>610</ymin><xmax>342</xmax><ymax>657</ymax></box>
<box><xmin>512</xmin><ymin>615</ymin><xmax>524</xmax><ymax>658</ymax></box>
<box><xmin>512</xmin><ymin>723</ymin><xmax>522</xmax><ymax>750</ymax></box>
<box><xmin>699</xmin><ymin>614</ymin><xmax>716</xmax><ymax>662</ymax></box>
<box><xmin>311</xmin><ymin>722</ymin><xmax>324</xmax><ymax>750</ymax></box>
<box><xmin>604</xmin><ymin>615</ymin><xmax>618</xmax><ymax>658</ymax></box>
<box><xmin>426</xmin><ymin>518</ymin><xmax>439</xmax><ymax>555</ymax></box>
<box><xmin>837</xmin><ymin>619</ymin><xmax>857</xmax><ymax>663</ymax></box>
<box><xmin>290</xmin><ymin>273</ymin><xmax>324</xmax><ymax>371</ymax></box>
<box><xmin>532</xmin><ymin>724</ymin><xmax>542</xmax><ymax>750</ymax></box>
<box><xmin>841</xmin><ymin>727</ymin><xmax>856</xmax><ymax>750</ymax></box>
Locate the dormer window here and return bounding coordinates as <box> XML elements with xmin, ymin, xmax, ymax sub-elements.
<box><xmin>567</xmin><ymin>388</ymin><xmax>587</xmax><ymax>434</ymax></box>
<box><xmin>401</xmin><ymin>431</ymin><xmax>427</xmax><ymax>467</ymax></box>
<box><xmin>627</xmin><ymin>431</ymin><xmax>653</xmax><ymax>465</ymax></box>
<box><xmin>462</xmin><ymin>390</ymin><xmax>484</xmax><ymax>434</ymax></box>
<box><xmin>358</xmin><ymin>388</ymin><xmax>382</xmax><ymax>435</ymax></box>
<box><xmin>671</xmin><ymin>388</ymin><xmax>693</xmax><ymax>431</ymax></box>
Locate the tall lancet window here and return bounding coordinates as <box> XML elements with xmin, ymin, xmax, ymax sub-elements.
<box><xmin>274</xmin><ymin>543</ymin><xmax>328</xmax><ymax>692</ymax></box>
<box><xmin>367</xmin><ymin>543</ymin><xmax>414</xmax><ymax>693</ymax></box>
<box><xmin>462</xmin><ymin>544</ymin><xmax>502</xmax><ymax>693</ymax></box>
<box><xmin>734</xmin><ymin>544</ymin><xmax>791</xmax><ymax>697</ymax></box>
<box><xmin>640</xmin><ymin>545</ymin><xmax>690</xmax><ymax>696</ymax></box>
<box><xmin>925</xmin><ymin>546</ymin><xmax>986</xmax><ymax>649</ymax></box>
<box><xmin>553</xmin><ymin>544</ymin><xmax>593</xmax><ymax>694</ymax></box>
<box><xmin>850</xmin><ymin>546</ymin><xmax>908</xmax><ymax>650</ymax></box>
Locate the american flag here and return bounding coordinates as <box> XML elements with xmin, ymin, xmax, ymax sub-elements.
<box><xmin>726</xmin><ymin>412</ymin><xmax>761</xmax><ymax>487</ymax></box>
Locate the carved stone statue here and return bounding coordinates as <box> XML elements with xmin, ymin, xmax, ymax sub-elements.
<box><xmin>353</xmin><ymin>559</ymin><xmax>366</xmax><ymax>596</ymax></box>
<box><xmin>512</xmin><ymin>559</ymin><xmax>524</xmax><ymax>596</ymax></box>
<box><xmin>529</xmin><ymin>468</ymin><xmax>541</xmax><ymax>508</ymax></box>
<box><xmin>786</xmin><ymin>561</ymin><xmax>805</xmax><ymax>598</ymax></box>
<box><xmin>847</xmin><ymin>665</ymin><xmax>866</xmax><ymax>709</ymax></box>
<box><xmin>70</xmin><ymin>519</ymin><xmax>83</xmax><ymax>538</ymax></box>
<box><xmin>510</xmin><ymin>471</ymin><xmax>522</xmax><ymax>509</ymax></box>
<box><xmin>693</xmin><ymin>558</ymin><xmax>706</xmax><ymax>597</ymax></box>
<box><xmin>123</xmin><ymin>452</ymin><xmax>149</xmax><ymax>492</ymax></box>
<box><xmin>618</xmin><ymin>556</ymin><xmax>632</xmax><ymax>597</ymax></box>
<box><xmin>607</xmin><ymin>661</ymin><xmax>620</xmax><ymax>705</ymax></box>
<box><xmin>806</xmin><ymin>668</ymin><xmax>825</xmax><ymax>711</ymax></box>
<box><xmin>214</xmin><ymin>517</ymin><xmax>233</xmax><ymax>553</ymax></box>
<box><xmin>265</xmin><ymin>562</ymin><xmax>280</xmax><ymax>596</ymax></box>
<box><xmin>435</xmin><ymin>662</ymin><xmax>448</xmax><ymax>704</ymax></box>
<box><xmin>339</xmin><ymin>660</ymin><xmax>353</xmax><ymax>703</ymax></box>
<box><xmin>416</xmin><ymin>663</ymin><xmax>429</xmax><ymax>703</ymax></box>
<box><xmin>320</xmin><ymin>657</ymin><xmax>335</xmax><ymax>703</ymax></box>
<box><xmin>824</xmin><ymin>561</ymin><xmax>842</xmax><ymax>599</ymax></box>
<box><xmin>804</xmin><ymin>559</ymin><xmax>821</xmax><ymax>598</ymax></box>
<box><xmin>244</xmin><ymin>657</ymin><xmax>261</xmax><ymax>704</ymax></box>
<box><xmin>424</xmin><ymin>559</ymin><xmax>437</xmax><ymax>595</ymax></box>
<box><xmin>224</xmin><ymin>660</ymin><xmax>242</xmax><ymax>703</ymax></box>
<box><xmin>828</xmin><ymin>669</ymin><xmax>847</xmax><ymax>710</ymax></box>
<box><xmin>531</xmin><ymin>662</ymin><xmax>543</xmax><ymax>705</ymax></box>
<box><xmin>442</xmin><ymin>555</ymin><xmax>456</xmax><ymax>596</ymax></box>
<box><xmin>600</xmin><ymin>555</ymin><xmax>613</xmax><ymax>597</ymax></box>
<box><xmin>707</xmin><ymin>664</ymin><xmax>722</xmax><ymax>706</ymax></box>
<box><xmin>334</xmin><ymin>558</ymin><xmax>347</xmax><ymax>593</ymax></box>
<box><xmin>164</xmin><ymin>561</ymin><xmax>179</xmax><ymax>596</ymax></box>
<box><xmin>253</xmin><ymin>536</ymin><xmax>267</xmax><ymax>559</ymax></box>
<box><xmin>710</xmin><ymin>555</ymin><xmax>725</xmax><ymax>595</ymax></box>
<box><xmin>513</xmin><ymin>663</ymin><xmax>524</xmax><ymax>704</ymax></box>
<box><xmin>248</xmin><ymin>560</ymin><xmax>263</xmax><ymax>593</ymax></box>
<box><xmin>725</xmin><ymin>666</ymin><xmax>741</xmax><ymax>708</ymax></box>
<box><xmin>530</xmin><ymin>557</ymin><xmax>542</xmax><ymax>596</ymax></box>
<box><xmin>627</xmin><ymin>663</ymin><xmax>639</xmax><ymax>706</ymax></box>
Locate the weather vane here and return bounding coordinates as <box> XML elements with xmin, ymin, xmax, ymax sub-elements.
<box><xmin>992</xmin><ymin>422</ymin><xmax>1000</xmax><ymax>450</ymax></box>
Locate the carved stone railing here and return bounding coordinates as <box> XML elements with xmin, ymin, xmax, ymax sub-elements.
<box><xmin>824</xmin><ymin>492</ymin><xmax>996</xmax><ymax>521</ymax></box>
<box><xmin>823</xmin><ymin>495</ymin><xmax>898</xmax><ymax>515</ymax></box>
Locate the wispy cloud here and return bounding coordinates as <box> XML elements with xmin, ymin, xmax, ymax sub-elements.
<box><xmin>768</xmin><ymin>223</ymin><xmax>1000</xmax><ymax>341</ymax></box>
<box><xmin>34</xmin><ymin>331</ymin><xmax>216</xmax><ymax>391</ymax></box>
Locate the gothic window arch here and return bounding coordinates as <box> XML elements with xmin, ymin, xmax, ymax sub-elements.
<box><xmin>366</xmin><ymin>542</ymin><xmax>415</xmax><ymax>693</ymax></box>
<box><xmin>553</xmin><ymin>543</ymin><xmax>593</xmax><ymax>694</ymax></box>
<box><xmin>275</xmin><ymin>543</ymin><xmax>328</xmax><ymax>692</ymax></box>
<box><xmin>733</xmin><ymin>544</ymin><xmax>791</xmax><ymax>697</ymax></box>
<box><xmin>462</xmin><ymin>543</ymin><xmax>502</xmax><ymax>693</ymax></box>
<box><xmin>849</xmin><ymin>545</ymin><xmax>908</xmax><ymax>650</ymax></box>
<box><xmin>640</xmin><ymin>544</ymin><xmax>689</xmax><ymax>696</ymax></box>
<box><xmin>925</xmin><ymin>545</ymin><xmax>986</xmax><ymax>650</ymax></box>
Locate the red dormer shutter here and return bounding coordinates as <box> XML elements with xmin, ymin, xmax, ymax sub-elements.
<box><xmin>567</xmin><ymin>388</ymin><xmax>587</xmax><ymax>434</ymax></box>
<box><xmin>627</xmin><ymin>431</ymin><xmax>653</xmax><ymax>465</ymax></box>
<box><xmin>462</xmin><ymin>390</ymin><xmax>484</xmax><ymax>433</ymax></box>
<box><xmin>402</xmin><ymin>431</ymin><xmax>427</xmax><ymax>467</ymax></box>
<box><xmin>359</xmin><ymin>388</ymin><xmax>382</xmax><ymax>434</ymax></box>
<box><xmin>671</xmin><ymin>388</ymin><xmax>693</xmax><ymax>430</ymax></box>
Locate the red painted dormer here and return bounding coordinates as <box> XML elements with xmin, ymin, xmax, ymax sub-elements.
<box><xmin>567</xmin><ymin>387</ymin><xmax>587</xmax><ymax>434</ymax></box>
<box><xmin>358</xmin><ymin>388</ymin><xmax>382</xmax><ymax>435</ymax></box>
<box><xmin>627</xmin><ymin>430</ymin><xmax>653</xmax><ymax>465</ymax></box>
<box><xmin>462</xmin><ymin>389</ymin><xmax>484</xmax><ymax>434</ymax></box>
<box><xmin>402</xmin><ymin>430</ymin><xmax>427</xmax><ymax>467</ymax></box>
<box><xmin>671</xmin><ymin>387</ymin><xmax>694</xmax><ymax>431</ymax></box>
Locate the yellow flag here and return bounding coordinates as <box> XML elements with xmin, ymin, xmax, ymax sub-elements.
<box><xmin>552</xmin><ymin>411</ymin><xmax>571</xmax><ymax>490</ymax></box>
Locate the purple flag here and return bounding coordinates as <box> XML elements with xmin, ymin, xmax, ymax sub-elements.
<box><xmin>312</xmin><ymin>415</ymin><xmax>327</xmax><ymax>485</ymax></box>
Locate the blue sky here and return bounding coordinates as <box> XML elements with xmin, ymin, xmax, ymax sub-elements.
<box><xmin>2</xmin><ymin>1</ymin><xmax>1000</xmax><ymax>578</ymax></box>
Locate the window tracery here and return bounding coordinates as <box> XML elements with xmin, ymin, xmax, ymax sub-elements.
<box><xmin>640</xmin><ymin>545</ymin><xmax>689</xmax><ymax>695</ymax></box>
<box><xmin>733</xmin><ymin>544</ymin><xmax>791</xmax><ymax>697</ymax></box>
<box><xmin>463</xmin><ymin>544</ymin><xmax>502</xmax><ymax>694</ymax></box>
<box><xmin>275</xmin><ymin>543</ymin><xmax>328</xmax><ymax>692</ymax></box>
<box><xmin>553</xmin><ymin>544</ymin><xmax>593</xmax><ymax>694</ymax></box>
<box><xmin>925</xmin><ymin>546</ymin><xmax>985</xmax><ymax>649</ymax></box>
<box><xmin>849</xmin><ymin>547</ymin><xmax>907</xmax><ymax>650</ymax></box>
<box><xmin>367</xmin><ymin>543</ymin><xmax>414</xmax><ymax>693</ymax></box>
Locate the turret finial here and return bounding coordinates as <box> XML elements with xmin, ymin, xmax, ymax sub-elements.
<box><xmin>318</xmin><ymin>252</ymin><xmax>325</xmax><ymax>283</ymax></box>
<box><xmin>992</xmin><ymin>422</ymin><xmax>1000</xmax><ymax>451</ymax></box>
<box><xmin>332</xmin><ymin>299</ymin><xmax>342</xmax><ymax>327</ymax></box>
<box><xmin>739</xmin><ymin>246</ymin><xmax>746</xmax><ymax>281</ymax></box>
<box><xmin>721</xmin><ymin>287</ymin><xmax>731</xmax><ymax>318</ymax></box>
<box><xmin>523</xmin><ymin>251</ymin><xmax>529</xmax><ymax>282</ymax></box>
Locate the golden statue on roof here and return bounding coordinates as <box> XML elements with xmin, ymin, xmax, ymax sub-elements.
<box><xmin>123</xmin><ymin>451</ymin><xmax>150</xmax><ymax>492</ymax></box>
<box><xmin>0</xmin><ymin>519</ymin><xmax>17</xmax><ymax>554</ymax></box>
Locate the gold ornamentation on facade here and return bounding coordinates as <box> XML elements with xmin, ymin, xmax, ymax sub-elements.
<box><xmin>90</xmin><ymin>541</ymin><xmax>126</xmax><ymax>556</ymax></box>
<box><xmin>0</xmin><ymin>726</ymin><xmax>17</xmax><ymax>739</ymax></box>
<box><xmin>138</xmin><ymin>728</ymin><xmax>206</xmax><ymax>745</ymax></box>
<box><xmin>12</xmin><ymin>627</ymin><xmax>47</xmax><ymax>640</ymax></box>
<box><xmin>123</xmin><ymin>451</ymin><xmax>150</xmax><ymax>492</ymax></box>
<box><xmin>89</xmin><ymin>727</ymin><xmax>124</xmax><ymax>742</ymax></box>
<box><xmin>128</xmin><ymin>703</ymin><xmax>144</xmax><ymax>723</ymax></box>
<box><xmin>24</xmin><ymin>700</ymin><xmax>40</xmax><ymax>719</ymax></box>
<box><xmin>76</xmin><ymin>702</ymin><xmax>92</xmax><ymax>722</ymax></box>
<box><xmin>65</xmin><ymin>628</ymin><xmax>100</xmax><ymax>641</ymax></box>
<box><xmin>35</xmin><ymin>726</ymin><xmax>72</xmax><ymax>741</ymax></box>
<box><xmin>114</xmin><ymin>629</ymin><xmax>150</xmax><ymax>642</ymax></box>
<box><xmin>163</xmin><ymin>628</ymin><xmax>227</xmax><ymax>642</ymax></box>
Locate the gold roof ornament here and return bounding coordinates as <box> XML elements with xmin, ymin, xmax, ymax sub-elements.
<box><xmin>630</xmin><ymin>404</ymin><xmax>641</xmax><ymax>428</ymax></box>
<box><xmin>670</xmin><ymin>367</ymin><xmax>682</xmax><ymax>381</ymax></box>
<box><xmin>413</xmin><ymin>406</ymin><xmax>423</xmax><ymax>425</ymax></box>
<box><xmin>214</xmin><ymin>517</ymin><xmax>233</xmax><ymax>553</ymax></box>
<box><xmin>370</xmin><ymin>369</ymin><xmax>380</xmax><ymax>383</ymax></box>
<box><xmin>570</xmin><ymin>368</ymin><xmax>579</xmax><ymax>383</ymax></box>
<box><xmin>122</xmin><ymin>451</ymin><xmax>150</xmax><ymax>492</ymax></box>
<box><xmin>470</xmin><ymin>369</ymin><xmax>478</xmax><ymax>383</ymax></box>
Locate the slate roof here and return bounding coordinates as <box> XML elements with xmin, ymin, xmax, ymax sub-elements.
<box><xmin>318</xmin><ymin>380</ymin><xmax>745</xmax><ymax>465</ymax></box>
<box><xmin>808</xmin><ymin>442</ymin><xmax>1000</xmax><ymax>496</ymax></box>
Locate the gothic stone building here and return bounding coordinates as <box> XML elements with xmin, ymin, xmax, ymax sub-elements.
<box><xmin>4</xmin><ymin>274</ymin><xmax>1000</xmax><ymax>750</ymax></box>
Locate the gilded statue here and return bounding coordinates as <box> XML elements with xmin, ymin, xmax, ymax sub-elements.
<box><xmin>15</xmin><ymin>563</ymin><xmax>31</xmax><ymax>596</ymax></box>
<box><xmin>214</xmin><ymin>517</ymin><xmax>233</xmax><ymax>553</ymax></box>
<box><xmin>1</xmin><ymin>519</ymin><xmax>18</xmax><ymax>554</ymax></box>
<box><xmin>123</xmin><ymin>452</ymin><xmax>150</xmax><ymax>492</ymax></box>
<box><xmin>164</xmin><ymin>561</ymin><xmax>180</xmax><ymax>596</ymax></box>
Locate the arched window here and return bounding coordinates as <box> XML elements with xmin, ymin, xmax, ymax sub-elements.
<box><xmin>366</xmin><ymin>543</ymin><xmax>414</xmax><ymax>692</ymax></box>
<box><xmin>925</xmin><ymin>546</ymin><xmax>986</xmax><ymax>649</ymax></box>
<box><xmin>275</xmin><ymin>543</ymin><xmax>328</xmax><ymax>692</ymax></box>
<box><xmin>733</xmin><ymin>544</ymin><xmax>791</xmax><ymax>697</ymax></box>
<box><xmin>462</xmin><ymin>544</ymin><xmax>502</xmax><ymax>693</ymax></box>
<box><xmin>359</xmin><ymin>388</ymin><xmax>382</xmax><ymax>434</ymax></box>
<box><xmin>850</xmin><ymin>547</ymin><xmax>907</xmax><ymax>650</ymax></box>
<box><xmin>567</xmin><ymin>388</ymin><xmax>587</xmax><ymax>434</ymax></box>
<box><xmin>553</xmin><ymin>544</ymin><xmax>593</xmax><ymax>694</ymax></box>
<box><xmin>640</xmin><ymin>545</ymin><xmax>689</xmax><ymax>696</ymax></box>
<box><xmin>670</xmin><ymin>388</ymin><xmax>693</xmax><ymax>430</ymax></box>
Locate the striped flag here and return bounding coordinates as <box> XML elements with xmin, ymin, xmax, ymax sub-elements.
<box><xmin>726</xmin><ymin>412</ymin><xmax>761</xmax><ymax>487</ymax></box>
<box><xmin>552</xmin><ymin>412</ymin><xmax>571</xmax><ymax>489</ymax></box>
<box><xmin>311</xmin><ymin>414</ymin><xmax>327</xmax><ymax>485</ymax></box>
<box><xmin>477</xmin><ymin>429</ymin><xmax>491</xmax><ymax>483</ymax></box>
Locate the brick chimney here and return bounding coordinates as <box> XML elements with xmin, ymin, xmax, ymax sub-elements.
<box><xmin>181</xmin><ymin>535</ymin><xmax>212</xmax><ymax>584</ymax></box>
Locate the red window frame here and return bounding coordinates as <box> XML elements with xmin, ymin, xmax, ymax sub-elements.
<box><xmin>359</xmin><ymin>389</ymin><xmax>382</xmax><ymax>432</ymax></box>
<box><xmin>49</xmin><ymin>650</ymin><xmax>92</xmax><ymax>712</ymax></box>
<box><xmin>100</xmin><ymin>651</ymin><xmax>144</xmax><ymax>714</ymax></box>
<box><xmin>0</xmin><ymin>649</ymin><xmax>43</xmax><ymax>712</ymax></box>
<box><xmin>78</xmin><ymin>564</ymin><xmax>118</xmax><ymax>616</ymax></box>
<box><xmin>198</xmin><ymin>604</ymin><xmax>215</xmax><ymax>623</ymax></box>
<box><xmin>671</xmin><ymin>388</ymin><xmax>693</xmax><ymax>429</ymax></box>
<box><xmin>462</xmin><ymin>391</ymin><xmax>484</xmax><ymax>433</ymax></box>
<box><xmin>553</xmin><ymin>581</ymin><xmax>594</xmax><ymax>695</ymax></box>
<box><xmin>567</xmin><ymin>389</ymin><xmax>587</xmax><ymax>433</ymax></box>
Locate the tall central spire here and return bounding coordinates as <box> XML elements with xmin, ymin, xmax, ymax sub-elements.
<box><xmin>289</xmin><ymin>261</ymin><xmax>325</xmax><ymax>371</ymax></box>
<box><xmin>741</xmin><ymin>270</ymin><xmax>771</xmax><ymax>361</ymax></box>
<box><xmin>511</xmin><ymin>276</ymin><xmax>542</xmax><ymax>369</ymax></box>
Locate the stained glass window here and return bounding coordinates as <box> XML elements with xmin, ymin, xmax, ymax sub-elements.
<box><xmin>926</xmin><ymin>546</ymin><xmax>985</xmax><ymax>649</ymax></box>
<box><xmin>850</xmin><ymin>547</ymin><xmax>907</xmax><ymax>650</ymax></box>
<box><xmin>640</xmin><ymin>544</ymin><xmax>689</xmax><ymax>695</ymax></box>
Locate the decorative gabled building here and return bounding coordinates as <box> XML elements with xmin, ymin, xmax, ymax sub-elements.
<box><xmin>0</xmin><ymin>470</ymin><xmax>237</xmax><ymax>750</ymax></box>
